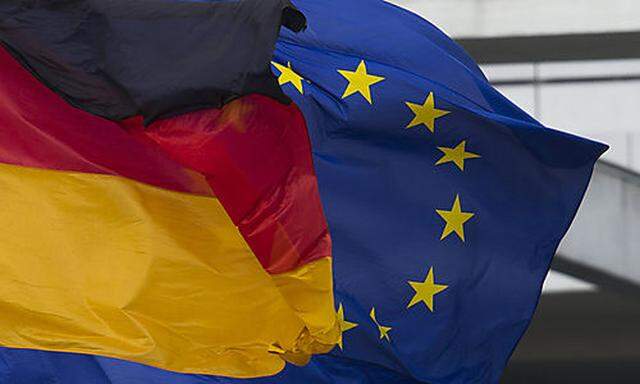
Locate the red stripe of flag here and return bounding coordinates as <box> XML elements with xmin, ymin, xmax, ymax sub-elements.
<box><xmin>0</xmin><ymin>46</ymin><xmax>331</xmax><ymax>274</ymax></box>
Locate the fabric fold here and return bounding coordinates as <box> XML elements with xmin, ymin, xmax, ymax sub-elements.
<box><xmin>0</xmin><ymin>0</ymin><xmax>306</xmax><ymax>122</ymax></box>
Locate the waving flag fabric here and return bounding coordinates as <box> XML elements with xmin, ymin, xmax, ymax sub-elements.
<box><xmin>0</xmin><ymin>0</ymin><xmax>306</xmax><ymax>122</ymax></box>
<box><xmin>0</xmin><ymin>0</ymin><xmax>337</xmax><ymax>378</ymax></box>
<box><xmin>0</xmin><ymin>0</ymin><xmax>606</xmax><ymax>383</ymax></box>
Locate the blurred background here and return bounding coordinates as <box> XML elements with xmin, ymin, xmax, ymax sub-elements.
<box><xmin>390</xmin><ymin>1</ymin><xmax>640</xmax><ymax>382</ymax></box>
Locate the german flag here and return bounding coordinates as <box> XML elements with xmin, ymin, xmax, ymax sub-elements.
<box><xmin>0</xmin><ymin>0</ymin><xmax>338</xmax><ymax>379</ymax></box>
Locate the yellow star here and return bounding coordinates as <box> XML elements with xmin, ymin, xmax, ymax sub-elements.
<box><xmin>407</xmin><ymin>267</ymin><xmax>448</xmax><ymax>311</ymax></box>
<box><xmin>405</xmin><ymin>92</ymin><xmax>450</xmax><ymax>133</ymax></box>
<box><xmin>271</xmin><ymin>61</ymin><xmax>304</xmax><ymax>94</ymax></box>
<box><xmin>336</xmin><ymin>303</ymin><xmax>358</xmax><ymax>350</ymax></box>
<box><xmin>337</xmin><ymin>60</ymin><xmax>385</xmax><ymax>104</ymax></box>
<box><xmin>369</xmin><ymin>307</ymin><xmax>392</xmax><ymax>342</ymax></box>
<box><xmin>436</xmin><ymin>140</ymin><xmax>481</xmax><ymax>171</ymax></box>
<box><xmin>436</xmin><ymin>194</ymin><xmax>474</xmax><ymax>241</ymax></box>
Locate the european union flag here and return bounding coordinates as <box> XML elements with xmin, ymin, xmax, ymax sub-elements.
<box><xmin>0</xmin><ymin>0</ymin><xmax>605</xmax><ymax>383</ymax></box>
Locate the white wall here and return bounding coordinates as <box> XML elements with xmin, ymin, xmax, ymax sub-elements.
<box><xmin>390</xmin><ymin>0</ymin><xmax>640</xmax><ymax>38</ymax></box>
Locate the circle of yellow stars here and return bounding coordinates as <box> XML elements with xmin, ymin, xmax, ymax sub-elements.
<box><xmin>272</xmin><ymin>58</ymin><xmax>481</xmax><ymax>350</ymax></box>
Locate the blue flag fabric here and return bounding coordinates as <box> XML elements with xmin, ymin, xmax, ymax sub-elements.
<box><xmin>0</xmin><ymin>0</ymin><xmax>606</xmax><ymax>383</ymax></box>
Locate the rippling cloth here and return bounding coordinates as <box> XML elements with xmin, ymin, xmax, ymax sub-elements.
<box><xmin>0</xmin><ymin>0</ymin><xmax>306</xmax><ymax>122</ymax></box>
